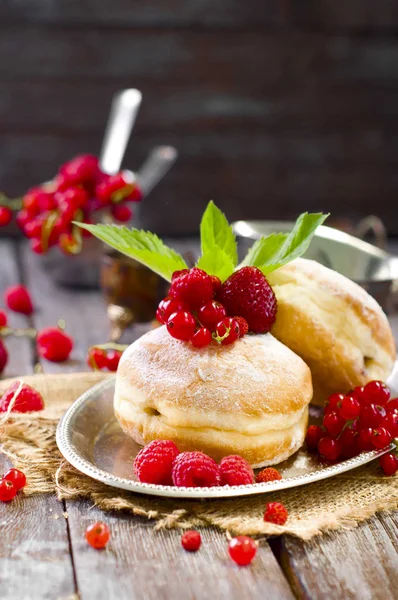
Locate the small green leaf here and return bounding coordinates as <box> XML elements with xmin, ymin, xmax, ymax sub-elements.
<box><xmin>200</xmin><ymin>201</ymin><xmax>238</xmax><ymax>266</ymax></box>
<box><xmin>76</xmin><ymin>223</ymin><xmax>188</xmax><ymax>282</ymax></box>
<box><xmin>240</xmin><ymin>232</ymin><xmax>288</xmax><ymax>268</ymax></box>
<box><xmin>196</xmin><ymin>245</ymin><xmax>235</xmax><ymax>281</ymax></box>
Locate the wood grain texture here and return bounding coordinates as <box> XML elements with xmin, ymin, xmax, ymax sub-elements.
<box><xmin>276</xmin><ymin>514</ymin><xmax>398</xmax><ymax>600</ymax></box>
<box><xmin>291</xmin><ymin>1</ymin><xmax>398</xmax><ymax>31</ymax></box>
<box><xmin>66</xmin><ymin>499</ymin><xmax>294</xmax><ymax>600</ymax></box>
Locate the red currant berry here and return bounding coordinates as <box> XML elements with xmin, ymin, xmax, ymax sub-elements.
<box><xmin>197</xmin><ymin>301</ymin><xmax>227</xmax><ymax>331</ymax></box>
<box><xmin>0</xmin><ymin>206</ymin><xmax>13</xmax><ymax>226</ymax></box>
<box><xmin>386</xmin><ymin>398</ymin><xmax>398</xmax><ymax>413</ymax></box>
<box><xmin>191</xmin><ymin>327</ymin><xmax>212</xmax><ymax>348</ymax></box>
<box><xmin>22</xmin><ymin>187</ymin><xmax>42</xmax><ymax>215</ymax></box>
<box><xmin>318</xmin><ymin>436</ymin><xmax>342</xmax><ymax>461</ymax></box>
<box><xmin>0</xmin><ymin>311</ymin><xmax>7</xmax><ymax>327</ymax></box>
<box><xmin>379</xmin><ymin>452</ymin><xmax>398</xmax><ymax>476</ymax></box>
<box><xmin>60</xmin><ymin>154</ymin><xmax>99</xmax><ymax>186</ymax></box>
<box><xmin>87</xmin><ymin>347</ymin><xmax>107</xmax><ymax>370</ymax></box>
<box><xmin>381</xmin><ymin>412</ymin><xmax>398</xmax><ymax>438</ymax></box>
<box><xmin>105</xmin><ymin>350</ymin><xmax>122</xmax><ymax>372</ymax></box>
<box><xmin>215</xmin><ymin>317</ymin><xmax>240</xmax><ymax>345</ymax></box>
<box><xmin>210</xmin><ymin>275</ymin><xmax>222</xmax><ymax>296</ymax></box>
<box><xmin>359</xmin><ymin>403</ymin><xmax>386</xmax><ymax>428</ymax></box>
<box><xmin>111</xmin><ymin>204</ymin><xmax>132</xmax><ymax>223</ymax></box>
<box><xmin>323</xmin><ymin>412</ymin><xmax>345</xmax><ymax>437</ymax></box>
<box><xmin>85</xmin><ymin>522</ymin><xmax>110</xmax><ymax>549</ymax></box>
<box><xmin>339</xmin><ymin>395</ymin><xmax>361</xmax><ymax>420</ymax></box>
<box><xmin>38</xmin><ymin>193</ymin><xmax>57</xmax><ymax>212</ymax></box>
<box><xmin>371</xmin><ymin>427</ymin><xmax>392</xmax><ymax>449</ymax></box>
<box><xmin>156</xmin><ymin>298</ymin><xmax>187</xmax><ymax>325</ymax></box>
<box><xmin>0</xmin><ymin>479</ymin><xmax>17</xmax><ymax>502</ymax></box>
<box><xmin>5</xmin><ymin>285</ymin><xmax>33</xmax><ymax>315</ymax></box>
<box><xmin>3</xmin><ymin>469</ymin><xmax>26</xmax><ymax>490</ymax></box>
<box><xmin>228</xmin><ymin>536</ymin><xmax>257</xmax><ymax>566</ymax></box>
<box><xmin>339</xmin><ymin>427</ymin><xmax>359</xmax><ymax>458</ymax></box>
<box><xmin>362</xmin><ymin>380</ymin><xmax>390</xmax><ymax>406</ymax></box>
<box><xmin>324</xmin><ymin>393</ymin><xmax>345</xmax><ymax>415</ymax></box>
<box><xmin>181</xmin><ymin>530</ymin><xmax>201</xmax><ymax>552</ymax></box>
<box><xmin>31</xmin><ymin>239</ymin><xmax>45</xmax><ymax>255</ymax></box>
<box><xmin>16</xmin><ymin>209</ymin><xmax>30</xmax><ymax>231</ymax></box>
<box><xmin>305</xmin><ymin>425</ymin><xmax>324</xmax><ymax>452</ymax></box>
<box><xmin>0</xmin><ymin>340</ymin><xmax>8</xmax><ymax>374</ymax></box>
<box><xmin>58</xmin><ymin>187</ymin><xmax>89</xmax><ymax>212</ymax></box>
<box><xmin>37</xmin><ymin>327</ymin><xmax>73</xmax><ymax>362</ymax></box>
<box><xmin>24</xmin><ymin>218</ymin><xmax>43</xmax><ymax>239</ymax></box>
<box><xmin>166</xmin><ymin>311</ymin><xmax>196</xmax><ymax>342</ymax></box>
<box><xmin>357</xmin><ymin>427</ymin><xmax>374</xmax><ymax>452</ymax></box>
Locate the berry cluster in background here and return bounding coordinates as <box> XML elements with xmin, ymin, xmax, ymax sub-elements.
<box><xmin>0</xmin><ymin>154</ymin><xmax>142</xmax><ymax>255</ymax></box>
<box><xmin>306</xmin><ymin>380</ymin><xmax>398</xmax><ymax>475</ymax></box>
<box><xmin>157</xmin><ymin>265</ymin><xmax>277</xmax><ymax>348</ymax></box>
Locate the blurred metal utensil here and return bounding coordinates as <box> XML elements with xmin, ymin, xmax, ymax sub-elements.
<box><xmin>99</xmin><ymin>89</ymin><xmax>142</xmax><ymax>175</ymax></box>
<box><xmin>136</xmin><ymin>146</ymin><xmax>178</xmax><ymax>197</ymax></box>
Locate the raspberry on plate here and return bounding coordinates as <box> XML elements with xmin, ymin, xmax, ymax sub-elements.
<box><xmin>169</xmin><ymin>268</ymin><xmax>214</xmax><ymax>310</ymax></box>
<box><xmin>134</xmin><ymin>440</ymin><xmax>180</xmax><ymax>485</ymax></box>
<box><xmin>264</xmin><ymin>501</ymin><xmax>288</xmax><ymax>525</ymax></box>
<box><xmin>256</xmin><ymin>467</ymin><xmax>282</xmax><ymax>483</ymax></box>
<box><xmin>219</xmin><ymin>455</ymin><xmax>255</xmax><ymax>486</ymax></box>
<box><xmin>0</xmin><ymin>381</ymin><xmax>44</xmax><ymax>413</ymax></box>
<box><xmin>218</xmin><ymin>266</ymin><xmax>277</xmax><ymax>334</ymax></box>
<box><xmin>181</xmin><ymin>530</ymin><xmax>201</xmax><ymax>552</ymax></box>
<box><xmin>172</xmin><ymin>451</ymin><xmax>221</xmax><ymax>487</ymax></box>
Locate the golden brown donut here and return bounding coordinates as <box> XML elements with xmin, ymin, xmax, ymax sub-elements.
<box><xmin>114</xmin><ymin>326</ymin><xmax>312</xmax><ymax>467</ymax></box>
<box><xmin>267</xmin><ymin>258</ymin><xmax>396</xmax><ymax>404</ymax></box>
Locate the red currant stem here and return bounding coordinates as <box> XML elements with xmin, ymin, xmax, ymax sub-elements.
<box><xmin>41</xmin><ymin>210</ymin><xmax>59</xmax><ymax>252</ymax></box>
<box><xmin>57</xmin><ymin>319</ymin><xmax>66</xmax><ymax>331</ymax></box>
<box><xmin>111</xmin><ymin>184</ymin><xmax>135</xmax><ymax>204</ymax></box>
<box><xmin>0</xmin><ymin>326</ymin><xmax>37</xmax><ymax>339</ymax></box>
<box><xmin>212</xmin><ymin>327</ymin><xmax>231</xmax><ymax>344</ymax></box>
<box><xmin>0</xmin><ymin>193</ymin><xmax>23</xmax><ymax>211</ymax></box>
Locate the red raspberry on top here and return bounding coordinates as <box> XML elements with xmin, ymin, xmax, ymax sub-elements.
<box><xmin>256</xmin><ymin>467</ymin><xmax>282</xmax><ymax>483</ymax></box>
<box><xmin>169</xmin><ymin>268</ymin><xmax>214</xmax><ymax>310</ymax></box>
<box><xmin>264</xmin><ymin>501</ymin><xmax>288</xmax><ymax>525</ymax></box>
<box><xmin>5</xmin><ymin>285</ymin><xmax>33</xmax><ymax>315</ymax></box>
<box><xmin>218</xmin><ymin>267</ymin><xmax>277</xmax><ymax>334</ymax></box>
<box><xmin>172</xmin><ymin>451</ymin><xmax>221</xmax><ymax>487</ymax></box>
<box><xmin>0</xmin><ymin>381</ymin><xmax>44</xmax><ymax>413</ymax></box>
<box><xmin>134</xmin><ymin>439</ymin><xmax>180</xmax><ymax>485</ymax></box>
<box><xmin>219</xmin><ymin>455</ymin><xmax>254</xmax><ymax>486</ymax></box>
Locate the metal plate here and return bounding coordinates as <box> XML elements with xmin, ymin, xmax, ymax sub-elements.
<box><xmin>56</xmin><ymin>364</ymin><xmax>398</xmax><ymax>499</ymax></box>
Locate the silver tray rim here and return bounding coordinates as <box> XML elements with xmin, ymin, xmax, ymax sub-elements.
<box><xmin>56</xmin><ymin>376</ymin><xmax>393</xmax><ymax>499</ymax></box>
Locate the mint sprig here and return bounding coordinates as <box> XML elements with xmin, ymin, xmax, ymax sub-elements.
<box><xmin>199</xmin><ymin>201</ymin><xmax>238</xmax><ymax>267</ymax></box>
<box><xmin>76</xmin><ymin>223</ymin><xmax>188</xmax><ymax>282</ymax></box>
<box><xmin>240</xmin><ymin>212</ymin><xmax>329</xmax><ymax>275</ymax></box>
<box><xmin>196</xmin><ymin>245</ymin><xmax>235</xmax><ymax>281</ymax></box>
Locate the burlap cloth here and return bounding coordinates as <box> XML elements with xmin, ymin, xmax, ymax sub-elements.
<box><xmin>0</xmin><ymin>373</ymin><xmax>397</xmax><ymax>540</ymax></box>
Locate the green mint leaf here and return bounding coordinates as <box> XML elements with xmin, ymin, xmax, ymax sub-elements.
<box><xmin>200</xmin><ymin>201</ymin><xmax>238</xmax><ymax>266</ymax></box>
<box><xmin>241</xmin><ymin>212</ymin><xmax>329</xmax><ymax>275</ymax></box>
<box><xmin>196</xmin><ymin>245</ymin><xmax>235</xmax><ymax>281</ymax></box>
<box><xmin>76</xmin><ymin>223</ymin><xmax>188</xmax><ymax>282</ymax></box>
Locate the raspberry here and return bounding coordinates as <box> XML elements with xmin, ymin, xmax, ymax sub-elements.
<box><xmin>218</xmin><ymin>267</ymin><xmax>277</xmax><ymax>334</ymax></box>
<box><xmin>0</xmin><ymin>480</ymin><xmax>17</xmax><ymax>502</ymax></box>
<box><xmin>256</xmin><ymin>467</ymin><xmax>282</xmax><ymax>483</ymax></box>
<box><xmin>234</xmin><ymin>316</ymin><xmax>249</xmax><ymax>337</ymax></box>
<box><xmin>264</xmin><ymin>502</ymin><xmax>288</xmax><ymax>525</ymax></box>
<box><xmin>166</xmin><ymin>311</ymin><xmax>196</xmax><ymax>341</ymax></box>
<box><xmin>323</xmin><ymin>412</ymin><xmax>345</xmax><ymax>437</ymax></box>
<box><xmin>0</xmin><ymin>381</ymin><xmax>44</xmax><ymax>413</ymax></box>
<box><xmin>171</xmin><ymin>269</ymin><xmax>189</xmax><ymax>281</ymax></box>
<box><xmin>219</xmin><ymin>455</ymin><xmax>254</xmax><ymax>486</ymax></box>
<box><xmin>0</xmin><ymin>340</ymin><xmax>8</xmax><ymax>374</ymax></box>
<box><xmin>5</xmin><ymin>285</ymin><xmax>33</xmax><ymax>315</ymax></box>
<box><xmin>3</xmin><ymin>469</ymin><xmax>26</xmax><ymax>490</ymax></box>
<box><xmin>379</xmin><ymin>453</ymin><xmax>398</xmax><ymax>476</ymax></box>
<box><xmin>0</xmin><ymin>311</ymin><xmax>7</xmax><ymax>327</ymax></box>
<box><xmin>318</xmin><ymin>436</ymin><xmax>342</xmax><ymax>461</ymax></box>
<box><xmin>37</xmin><ymin>327</ymin><xmax>74</xmax><ymax>362</ymax></box>
<box><xmin>197</xmin><ymin>301</ymin><xmax>226</xmax><ymax>331</ymax></box>
<box><xmin>191</xmin><ymin>327</ymin><xmax>212</xmax><ymax>349</ymax></box>
<box><xmin>0</xmin><ymin>206</ymin><xmax>13</xmax><ymax>226</ymax></box>
<box><xmin>85</xmin><ymin>522</ymin><xmax>110</xmax><ymax>549</ymax></box>
<box><xmin>214</xmin><ymin>317</ymin><xmax>240</xmax><ymax>345</ymax></box>
<box><xmin>172</xmin><ymin>451</ymin><xmax>221</xmax><ymax>487</ymax></box>
<box><xmin>228</xmin><ymin>536</ymin><xmax>257</xmax><ymax>566</ymax></box>
<box><xmin>305</xmin><ymin>425</ymin><xmax>323</xmax><ymax>452</ymax></box>
<box><xmin>134</xmin><ymin>440</ymin><xmax>180</xmax><ymax>485</ymax></box>
<box><xmin>210</xmin><ymin>275</ymin><xmax>221</xmax><ymax>295</ymax></box>
<box><xmin>181</xmin><ymin>530</ymin><xmax>201</xmax><ymax>552</ymax></box>
<box><xmin>169</xmin><ymin>268</ymin><xmax>214</xmax><ymax>310</ymax></box>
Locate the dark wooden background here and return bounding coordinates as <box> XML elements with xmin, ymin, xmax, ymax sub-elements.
<box><xmin>1</xmin><ymin>1</ymin><xmax>398</xmax><ymax>234</ymax></box>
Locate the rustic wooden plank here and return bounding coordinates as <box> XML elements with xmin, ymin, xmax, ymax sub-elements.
<box><xmin>291</xmin><ymin>1</ymin><xmax>398</xmax><ymax>31</ymax></box>
<box><xmin>0</xmin><ymin>0</ymin><xmax>284</xmax><ymax>27</ymax></box>
<box><xmin>66</xmin><ymin>499</ymin><xmax>294</xmax><ymax>600</ymax></box>
<box><xmin>275</xmin><ymin>514</ymin><xmax>398</xmax><ymax>600</ymax></box>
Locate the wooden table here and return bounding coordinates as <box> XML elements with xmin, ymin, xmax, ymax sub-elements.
<box><xmin>1</xmin><ymin>239</ymin><xmax>398</xmax><ymax>600</ymax></box>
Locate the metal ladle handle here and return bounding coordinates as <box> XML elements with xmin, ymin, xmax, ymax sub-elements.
<box><xmin>99</xmin><ymin>89</ymin><xmax>142</xmax><ymax>175</ymax></box>
<box><xmin>136</xmin><ymin>146</ymin><xmax>178</xmax><ymax>197</ymax></box>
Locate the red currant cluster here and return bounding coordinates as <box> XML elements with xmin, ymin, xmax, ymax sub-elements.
<box><xmin>86</xmin><ymin>345</ymin><xmax>124</xmax><ymax>372</ymax></box>
<box><xmin>156</xmin><ymin>268</ymin><xmax>249</xmax><ymax>348</ymax></box>
<box><xmin>0</xmin><ymin>468</ymin><xmax>27</xmax><ymax>502</ymax></box>
<box><xmin>1</xmin><ymin>154</ymin><xmax>142</xmax><ymax>255</ymax></box>
<box><xmin>306</xmin><ymin>380</ymin><xmax>398</xmax><ymax>475</ymax></box>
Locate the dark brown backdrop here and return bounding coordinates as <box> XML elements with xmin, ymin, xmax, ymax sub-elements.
<box><xmin>1</xmin><ymin>1</ymin><xmax>398</xmax><ymax>234</ymax></box>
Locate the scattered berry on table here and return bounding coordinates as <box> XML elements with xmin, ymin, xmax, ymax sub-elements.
<box><xmin>0</xmin><ymin>340</ymin><xmax>8</xmax><ymax>374</ymax></box>
<box><xmin>166</xmin><ymin>311</ymin><xmax>196</xmax><ymax>342</ymax></box>
<box><xmin>379</xmin><ymin>453</ymin><xmax>398</xmax><ymax>476</ymax></box>
<box><xmin>323</xmin><ymin>412</ymin><xmax>345</xmax><ymax>437</ymax></box>
<box><xmin>214</xmin><ymin>317</ymin><xmax>240</xmax><ymax>345</ymax></box>
<box><xmin>339</xmin><ymin>395</ymin><xmax>361</xmax><ymax>420</ymax></box>
<box><xmin>263</xmin><ymin>502</ymin><xmax>288</xmax><ymax>526</ymax></box>
<box><xmin>191</xmin><ymin>327</ymin><xmax>212</xmax><ymax>349</ymax></box>
<box><xmin>37</xmin><ymin>327</ymin><xmax>73</xmax><ymax>362</ymax></box>
<box><xmin>219</xmin><ymin>455</ymin><xmax>255</xmax><ymax>486</ymax></box>
<box><xmin>0</xmin><ymin>381</ymin><xmax>44</xmax><ymax>413</ymax></box>
<box><xmin>0</xmin><ymin>206</ymin><xmax>13</xmax><ymax>226</ymax></box>
<box><xmin>218</xmin><ymin>266</ymin><xmax>277</xmax><ymax>334</ymax></box>
<box><xmin>134</xmin><ymin>440</ymin><xmax>180</xmax><ymax>485</ymax></box>
<box><xmin>371</xmin><ymin>427</ymin><xmax>392</xmax><ymax>449</ymax></box>
<box><xmin>234</xmin><ymin>316</ymin><xmax>249</xmax><ymax>337</ymax></box>
<box><xmin>172</xmin><ymin>451</ymin><xmax>221</xmax><ymax>488</ymax></box>
<box><xmin>5</xmin><ymin>285</ymin><xmax>33</xmax><ymax>315</ymax></box>
<box><xmin>169</xmin><ymin>268</ymin><xmax>214</xmax><ymax>311</ymax></box>
<box><xmin>0</xmin><ymin>479</ymin><xmax>17</xmax><ymax>502</ymax></box>
<box><xmin>305</xmin><ymin>425</ymin><xmax>324</xmax><ymax>452</ymax></box>
<box><xmin>197</xmin><ymin>301</ymin><xmax>226</xmax><ymax>331</ymax></box>
<box><xmin>156</xmin><ymin>297</ymin><xmax>187</xmax><ymax>325</ymax></box>
<box><xmin>0</xmin><ymin>311</ymin><xmax>7</xmax><ymax>327</ymax></box>
<box><xmin>181</xmin><ymin>530</ymin><xmax>201</xmax><ymax>552</ymax></box>
<box><xmin>85</xmin><ymin>522</ymin><xmax>110</xmax><ymax>549</ymax></box>
<box><xmin>3</xmin><ymin>469</ymin><xmax>27</xmax><ymax>490</ymax></box>
<box><xmin>256</xmin><ymin>467</ymin><xmax>282</xmax><ymax>483</ymax></box>
<box><xmin>228</xmin><ymin>536</ymin><xmax>257</xmax><ymax>566</ymax></box>
<box><xmin>318</xmin><ymin>436</ymin><xmax>342</xmax><ymax>462</ymax></box>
